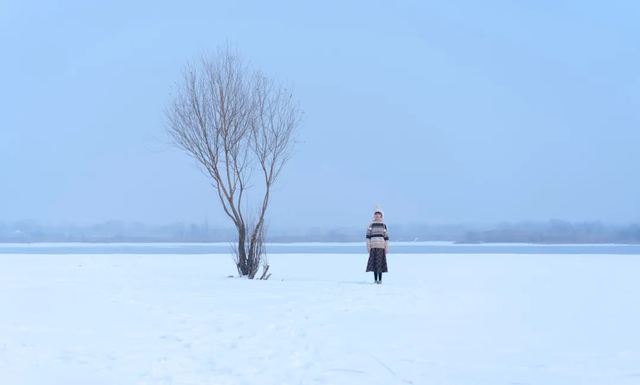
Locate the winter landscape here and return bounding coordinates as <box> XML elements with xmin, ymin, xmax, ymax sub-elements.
<box><xmin>3</xmin><ymin>1</ymin><xmax>639</xmax><ymax>385</ymax></box>
<box><xmin>1</xmin><ymin>243</ymin><xmax>639</xmax><ymax>385</ymax></box>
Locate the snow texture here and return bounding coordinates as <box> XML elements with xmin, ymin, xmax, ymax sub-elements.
<box><xmin>1</xmin><ymin>252</ymin><xmax>639</xmax><ymax>384</ymax></box>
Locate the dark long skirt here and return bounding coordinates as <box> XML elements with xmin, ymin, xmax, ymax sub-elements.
<box><xmin>366</xmin><ymin>248</ymin><xmax>388</xmax><ymax>273</ymax></box>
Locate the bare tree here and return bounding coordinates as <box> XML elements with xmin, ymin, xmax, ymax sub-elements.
<box><xmin>163</xmin><ymin>43</ymin><xmax>303</xmax><ymax>279</ymax></box>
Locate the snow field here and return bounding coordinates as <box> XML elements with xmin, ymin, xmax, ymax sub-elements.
<box><xmin>0</xmin><ymin>252</ymin><xmax>639</xmax><ymax>384</ymax></box>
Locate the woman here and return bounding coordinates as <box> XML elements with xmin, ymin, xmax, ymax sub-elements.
<box><xmin>366</xmin><ymin>204</ymin><xmax>389</xmax><ymax>284</ymax></box>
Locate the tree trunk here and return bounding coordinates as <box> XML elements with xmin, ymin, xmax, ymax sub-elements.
<box><xmin>236</xmin><ymin>224</ymin><xmax>248</xmax><ymax>276</ymax></box>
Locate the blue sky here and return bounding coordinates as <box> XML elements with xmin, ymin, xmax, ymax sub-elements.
<box><xmin>1</xmin><ymin>0</ymin><xmax>638</xmax><ymax>228</ymax></box>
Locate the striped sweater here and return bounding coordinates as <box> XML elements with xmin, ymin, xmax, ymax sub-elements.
<box><xmin>366</xmin><ymin>220</ymin><xmax>389</xmax><ymax>249</ymax></box>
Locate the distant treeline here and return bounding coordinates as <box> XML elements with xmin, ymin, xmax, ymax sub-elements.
<box><xmin>457</xmin><ymin>220</ymin><xmax>640</xmax><ymax>244</ymax></box>
<box><xmin>1</xmin><ymin>219</ymin><xmax>639</xmax><ymax>244</ymax></box>
<box><xmin>0</xmin><ymin>220</ymin><xmax>471</xmax><ymax>243</ymax></box>
<box><xmin>0</xmin><ymin>220</ymin><xmax>238</xmax><ymax>243</ymax></box>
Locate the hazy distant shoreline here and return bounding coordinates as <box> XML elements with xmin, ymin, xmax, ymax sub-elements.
<box><xmin>1</xmin><ymin>239</ymin><xmax>639</xmax><ymax>246</ymax></box>
<box><xmin>2</xmin><ymin>219</ymin><xmax>639</xmax><ymax>245</ymax></box>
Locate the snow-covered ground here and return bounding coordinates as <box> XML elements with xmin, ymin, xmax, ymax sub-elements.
<box><xmin>1</xmin><ymin>252</ymin><xmax>639</xmax><ymax>384</ymax></box>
